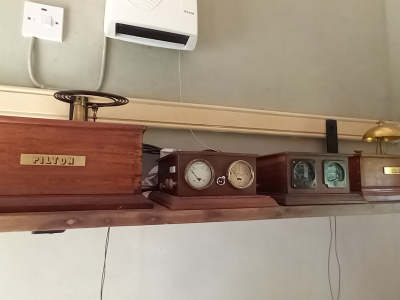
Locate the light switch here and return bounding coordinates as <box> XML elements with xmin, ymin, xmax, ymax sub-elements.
<box><xmin>22</xmin><ymin>2</ymin><xmax>64</xmax><ymax>42</ymax></box>
<box><xmin>43</xmin><ymin>15</ymin><xmax>52</xmax><ymax>27</ymax></box>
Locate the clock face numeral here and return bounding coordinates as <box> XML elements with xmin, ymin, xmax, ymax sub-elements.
<box><xmin>184</xmin><ymin>159</ymin><xmax>215</xmax><ymax>190</ymax></box>
<box><xmin>227</xmin><ymin>160</ymin><xmax>254</xmax><ymax>189</ymax></box>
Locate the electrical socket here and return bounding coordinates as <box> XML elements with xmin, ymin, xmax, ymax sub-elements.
<box><xmin>22</xmin><ymin>1</ymin><xmax>64</xmax><ymax>42</ymax></box>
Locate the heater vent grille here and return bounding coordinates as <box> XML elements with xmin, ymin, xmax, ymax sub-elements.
<box><xmin>116</xmin><ymin>23</ymin><xmax>189</xmax><ymax>45</ymax></box>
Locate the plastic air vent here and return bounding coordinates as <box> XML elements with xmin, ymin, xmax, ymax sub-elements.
<box><xmin>116</xmin><ymin>23</ymin><xmax>190</xmax><ymax>45</ymax></box>
<box><xmin>127</xmin><ymin>0</ymin><xmax>162</xmax><ymax>10</ymax></box>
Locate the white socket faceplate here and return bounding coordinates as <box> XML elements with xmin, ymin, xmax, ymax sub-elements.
<box><xmin>22</xmin><ymin>1</ymin><xmax>64</xmax><ymax>42</ymax></box>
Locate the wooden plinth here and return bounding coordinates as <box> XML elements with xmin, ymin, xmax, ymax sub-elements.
<box><xmin>359</xmin><ymin>188</ymin><xmax>400</xmax><ymax>202</ymax></box>
<box><xmin>148</xmin><ymin>191</ymin><xmax>278</xmax><ymax>210</ymax></box>
<box><xmin>263</xmin><ymin>193</ymin><xmax>367</xmax><ymax>206</ymax></box>
<box><xmin>0</xmin><ymin>194</ymin><xmax>153</xmax><ymax>213</ymax></box>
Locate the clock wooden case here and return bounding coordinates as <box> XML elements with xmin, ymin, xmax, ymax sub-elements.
<box><xmin>149</xmin><ymin>151</ymin><xmax>277</xmax><ymax>210</ymax></box>
<box><xmin>256</xmin><ymin>152</ymin><xmax>366</xmax><ymax>205</ymax></box>
<box><xmin>349</xmin><ymin>152</ymin><xmax>400</xmax><ymax>202</ymax></box>
<box><xmin>0</xmin><ymin>115</ymin><xmax>153</xmax><ymax>212</ymax></box>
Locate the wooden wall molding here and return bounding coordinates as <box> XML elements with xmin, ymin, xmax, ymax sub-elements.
<box><xmin>0</xmin><ymin>85</ymin><xmax>396</xmax><ymax>140</ymax></box>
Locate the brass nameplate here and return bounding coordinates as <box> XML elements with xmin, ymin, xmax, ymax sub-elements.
<box><xmin>20</xmin><ymin>154</ymin><xmax>86</xmax><ymax>166</ymax></box>
<box><xmin>384</xmin><ymin>167</ymin><xmax>400</xmax><ymax>174</ymax></box>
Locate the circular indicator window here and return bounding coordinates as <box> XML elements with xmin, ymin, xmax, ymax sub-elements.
<box><xmin>324</xmin><ymin>161</ymin><xmax>347</xmax><ymax>188</ymax></box>
<box><xmin>325</xmin><ymin>162</ymin><xmax>345</xmax><ymax>182</ymax></box>
<box><xmin>227</xmin><ymin>160</ymin><xmax>255</xmax><ymax>189</ymax></box>
<box><xmin>292</xmin><ymin>160</ymin><xmax>316</xmax><ymax>189</ymax></box>
<box><xmin>293</xmin><ymin>161</ymin><xmax>315</xmax><ymax>180</ymax></box>
<box><xmin>184</xmin><ymin>159</ymin><xmax>214</xmax><ymax>190</ymax></box>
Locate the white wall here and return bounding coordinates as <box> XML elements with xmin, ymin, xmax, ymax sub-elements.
<box><xmin>0</xmin><ymin>214</ymin><xmax>400</xmax><ymax>300</ymax></box>
<box><xmin>0</xmin><ymin>0</ymin><xmax>400</xmax><ymax>299</ymax></box>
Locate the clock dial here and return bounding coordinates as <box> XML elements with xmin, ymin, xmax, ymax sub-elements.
<box><xmin>184</xmin><ymin>159</ymin><xmax>214</xmax><ymax>190</ymax></box>
<box><xmin>227</xmin><ymin>160</ymin><xmax>254</xmax><ymax>189</ymax></box>
<box><xmin>324</xmin><ymin>160</ymin><xmax>347</xmax><ymax>188</ymax></box>
<box><xmin>292</xmin><ymin>160</ymin><xmax>316</xmax><ymax>189</ymax></box>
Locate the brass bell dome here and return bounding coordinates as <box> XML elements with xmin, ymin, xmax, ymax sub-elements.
<box><xmin>362</xmin><ymin>121</ymin><xmax>400</xmax><ymax>154</ymax></box>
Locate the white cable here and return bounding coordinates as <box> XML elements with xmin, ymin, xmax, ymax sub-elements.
<box><xmin>28</xmin><ymin>35</ymin><xmax>108</xmax><ymax>91</ymax></box>
<box><xmin>94</xmin><ymin>35</ymin><xmax>108</xmax><ymax>92</ymax></box>
<box><xmin>178</xmin><ymin>50</ymin><xmax>221</xmax><ymax>152</ymax></box>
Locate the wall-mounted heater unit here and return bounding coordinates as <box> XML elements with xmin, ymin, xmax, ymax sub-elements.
<box><xmin>104</xmin><ymin>0</ymin><xmax>198</xmax><ymax>51</ymax></box>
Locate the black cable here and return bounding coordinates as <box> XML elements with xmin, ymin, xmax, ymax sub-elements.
<box><xmin>142</xmin><ymin>143</ymin><xmax>162</xmax><ymax>155</ymax></box>
<box><xmin>101</xmin><ymin>227</ymin><xmax>111</xmax><ymax>300</ymax></box>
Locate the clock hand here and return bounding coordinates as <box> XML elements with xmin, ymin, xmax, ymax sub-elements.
<box><xmin>231</xmin><ymin>169</ymin><xmax>239</xmax><ymax>178</ymax></box>
<box><xmin>232</xmin><ymin>169</ymin><xmax>243</xmax><ymax>181</ymax></box>
<box><xmin>190</xmin><ymin>169</ymin><xmax>201</xmax><ymax>181</ymax></box>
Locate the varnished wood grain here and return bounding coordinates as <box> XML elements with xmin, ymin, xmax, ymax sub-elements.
<box><xmin>257</xmin><ymin>152</ymin><xmax>362</xmax><ymax>205</ymax></box>
<box><xmin>0</xmin><ymin>194</ymin><xmax>153</xmax><ymax>213</ymax></box>
<box><xmin>158</xmin><ymin>152</ymin><xmax>258</xmax><ymax>197</ymax></box>
<box><xmin>263</xmin><ymin>193</ymin><xmax>366</xmax><ymax>206</ymax></box>
<box><xmin>0</xmin><ymin>115</ymin><xmax>145</xmax><ymax>196</ymax></box>
<box><xmin>0</xmin><ymin>202</ymin><xmax>399</xmax><ymax>233</ymax></box>
<box><xmin>349</xmin><ymin>154</ymin><xmax>400</xmax><ymax>202</ymax></box>
<box><xmin>149</xmin><ymin>191</ymin><xmax>278</xmax><ymax>210</ymax></box>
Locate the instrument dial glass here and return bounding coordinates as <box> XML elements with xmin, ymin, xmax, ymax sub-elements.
<box><xmin>324</xmin><ymin>160</ymin><xmax>347</xmax><ymax>188</ymax></box>
<box><xmin>184</xmin><ymin>159</ymin><xmax>214</xmax><ymax>190</ymax></box>
<box><xmin>227</xmin><ymin>160</ymin><xmax>254</xmax><ymax>189</ymax></box>
<box><xmin>292</xmin><ymin>160</ymin><xmax>316</xmax><ymax>189</ymax></box>
<box><xmin>326</xmin><ymin>163</ymin><xmax>345</xmax><ymax>182</ymax></box>
<box><xmin>294</xmin><ymin>161</ymin><xmax>315</xmax><ymax>180</ymax></box>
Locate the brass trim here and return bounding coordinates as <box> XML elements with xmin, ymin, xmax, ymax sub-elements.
<box><xmin>227</xmin><ymin>160</ymin><xmax>255</xmax><ymax>189</ymax></box>
<box><xmin>72</xmin><ymin>96</ymin><xmax>88</xmax><ymax>121</ymax></box>
<box><xmin>384</xmin><ymin>167</ymin><xmax>400</xmax><ymax>175</ymax></box>
<box><xmin>20</xmin><ymin>154</ymin><xmax>86</xmax><ymax>166</ymax></box>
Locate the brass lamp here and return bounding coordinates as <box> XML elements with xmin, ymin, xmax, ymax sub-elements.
<box><xmin>362</xmin><ymin>121</ymin><xmax>400</xmax><ymax>154</ymax></box>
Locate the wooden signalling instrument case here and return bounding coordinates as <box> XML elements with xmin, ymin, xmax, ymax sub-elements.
<box><xmin>257</xmin><ymin>152</ymin><xmax>366</xmax><ymax>206</ymax></box>
<box><xmin>349</xmin><ymin>152</ymin><xmax>400</xmax><ymax>202</ymax></box>
<box><xmin>0</xmin><ymin>90</ymin><xmax>153</xmax><ymax>212</ymax></box>
<box><xmin>149</xmin><ymin>151</ymin><xmax>278</xmax><ymax>210</ymax></box>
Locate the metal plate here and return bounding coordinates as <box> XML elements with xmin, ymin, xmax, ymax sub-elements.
<box><xmin>324</xmin><ymin>160</ymin><xmax>347</xmax><ymax>188</ymax></box>
<box><xmin>20</xmin><ymin>154</ymin><xmax>86</xmax><ymax>166</ymax></box>
<box><xmin>384</xmin><ymin>167</ymin><xmax>400</xmax><ymax>174</ymax></box>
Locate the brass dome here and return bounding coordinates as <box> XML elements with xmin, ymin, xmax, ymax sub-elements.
<box><xmin>362</xmin><ymin>121</ymin><xmax>400</xmax><ymax>142</ymax></box>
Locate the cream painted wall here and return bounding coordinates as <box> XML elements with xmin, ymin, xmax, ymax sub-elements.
<box><xmin>0</xmin><ymin>0</ymin><xmax>399</xmax><ymax>300</ymax></box>
<box><xmin>385</xmin><ymin>0</ymin><xmax>400</xmax><ymax>119</ymax></box>
<box><xmin>0</xmin><ymin>0</ymin><xmax>394</xmax><ymax>120</ymax></box>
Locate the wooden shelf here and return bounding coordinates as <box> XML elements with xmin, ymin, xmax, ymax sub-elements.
<box><xmin>1</xmin><ymin>202</ymin><xmax>400</xmax><ymax>233</ymax></box>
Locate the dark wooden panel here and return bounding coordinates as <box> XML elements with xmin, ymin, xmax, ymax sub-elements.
<box><xmin>257</xmin><ymin>152</ymin><xmax>352</xmax><ymax>194</ymax></box>
<box><xmin>348</xmin><ymin>155</ymin><xmax>361</xmax><ymax>191</ymax></box>
<box><xmin>158</xmin><ymin>151</ymin><xmax>258</xmax><ymax>197</ymax></box>
<box><xmin>0</xmin><ymin>115</ymin><xmax>145</xmax><ymax>195</ymax></box>
<box><xmin>257</xmin><ymin>153</ymin><xmax>288</xmax><ymax>194</ymax></box>
<box><xmin>149</xmin><ymin>191</ymin><xmax>278</xmax><ymax>210</ymax></box>
<box><xmin>257</xmin><ymin>152</ymin><xmax>361</xmax><ymax>205</ymax></box>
